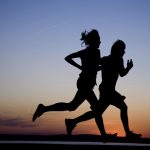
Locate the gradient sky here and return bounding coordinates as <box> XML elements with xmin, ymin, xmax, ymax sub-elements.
<box><xmin>0</xmin><ymin>0</ymin><xmax>150</xmax><ymax>138</ymax></box>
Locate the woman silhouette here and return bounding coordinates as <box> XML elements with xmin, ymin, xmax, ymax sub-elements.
<box><xmin>32</xmin><ymin>29</ymin><xmax>101</xmax><ymax>123</ymax></box>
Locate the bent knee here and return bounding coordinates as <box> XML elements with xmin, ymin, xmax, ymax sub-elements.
<box><xmin>68</xmin><ymin>107</ymin><xmax>77</xmax><ymax>111</ymax></box>
<box><xmin>68</xmin><ymin>104</ymin><xmax>78</xmax><ymax>111</ymax></box>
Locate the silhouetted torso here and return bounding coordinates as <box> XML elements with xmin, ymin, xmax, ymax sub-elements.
<box><xmin>100</xmin><ymin>55</ymin><xmax>124</xmax><ymax>91</ymax></box>
<box><xmin>78</xmin><ymin>48</ymin><xmax>100</xmax><ymax>89</ymax></box>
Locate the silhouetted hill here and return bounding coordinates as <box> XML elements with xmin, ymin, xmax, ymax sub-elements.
<box><xmin>0</xmin><ymin>134</ymin><xmax>150</xmax><ymax>150</ymax></box>
<box><xmin>0</xmin><ymin>134</ymin><xmax>149</xmax><ymax>143</ymax></box>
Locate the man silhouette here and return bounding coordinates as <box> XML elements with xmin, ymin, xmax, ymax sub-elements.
<box><xmin>65</xmin><ymin>40</ymin><xmax>142</xmax><ymax>139</ymax></box>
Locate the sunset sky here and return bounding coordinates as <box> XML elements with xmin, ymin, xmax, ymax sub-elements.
<box><xmin>0</xmin><ymin>0</ymin><xmax>150</xmax><ymax>138</ymax></box>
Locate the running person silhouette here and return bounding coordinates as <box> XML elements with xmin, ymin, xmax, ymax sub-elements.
<box><xmin>65</xmin><ymin>40</ymin><xmax>142</xmax><ymax>139</ymax></box>
<box><xmin>32</xmin><ymin>29</ymin><xmax>101</xmax><ymax>124</ymax></box>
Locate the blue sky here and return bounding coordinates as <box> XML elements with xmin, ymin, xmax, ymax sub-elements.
<box><xmin>0</xmin><ymin>0</ymin><xmax>150</xmax><ymax>137</ymax></box>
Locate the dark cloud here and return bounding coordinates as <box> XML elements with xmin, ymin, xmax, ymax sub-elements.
<box><xmin>0</xmin><ymin>117</ymin><xmax>36</xmax><ymax>128</ymax></box>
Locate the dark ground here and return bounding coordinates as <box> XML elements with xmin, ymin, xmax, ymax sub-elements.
<box><xmin>0</xmin><ymin>134</ymin><xmax>150</xmax><ymax>150</ymax></box>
